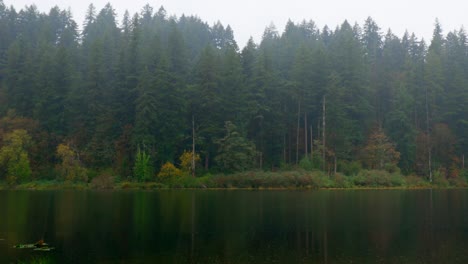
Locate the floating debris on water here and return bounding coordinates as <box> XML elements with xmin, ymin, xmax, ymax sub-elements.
<box><xmin>14</xmin><ymin>243</ymin><xmax>37</xmax><ymax>249</ymax></box>
<box><xmin>14</xmin><ymin>240</ymin><xmax>54</xmax><ymax>251</ymax></box>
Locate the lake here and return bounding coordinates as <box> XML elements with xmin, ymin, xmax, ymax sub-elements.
<box><xmin>1</xmin><ymin>189</ymin><xmax>468</xmax><ymax>263</ymax></box>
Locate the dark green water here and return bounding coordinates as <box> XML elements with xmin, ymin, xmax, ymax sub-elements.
<box><xmin>1</xmin><ymin>189</ymin><xmax>468</xmax><ymax>263</ymax></box>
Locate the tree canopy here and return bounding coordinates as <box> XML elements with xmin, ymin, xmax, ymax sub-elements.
<box><xmin>0</xmin><ymin>4</ymin><xmax>466</xmax><ymax>181</ymax></box>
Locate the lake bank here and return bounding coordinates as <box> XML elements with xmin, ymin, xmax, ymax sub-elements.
<box><xmin>1</xmin><ymin>169</ymin><xmax>466</xmax><ymax>191</ymax></box>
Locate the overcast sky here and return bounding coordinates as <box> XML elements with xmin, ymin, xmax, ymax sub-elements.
<box><xmin>5</xmin><ymin>0</ymin><xmax>467</xmax><ymax>47</ymax></box>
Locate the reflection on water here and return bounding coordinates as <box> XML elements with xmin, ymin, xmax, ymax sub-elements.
<box><xmin>1</xmin><ymin>190</ymin><xmax>468</xmax><ymax>263</ymax></box>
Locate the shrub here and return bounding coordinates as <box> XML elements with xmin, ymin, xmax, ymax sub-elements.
<box><xmin>339</xmin><ymin>161</ymin><xmax>362</xmax><ymax>176</ymax></box>
<box><xmin>158</xmin><ymin>162</ymin><xmax>183</xmax><ymax>180</ymax></box>
<box><xmin>133</xmin><ymin>148</ymin><xmax>153</xmax><ymax>182</ymax></box>
<box><xmin>460</xmin><ymin>169</ymin><xmax>468</xmax><ymax>181</ymax></box>
<box><xmin>353</xmin><ymin>170</ymin><xmax>405</xmax><ymax>187</ymax></box>
<box><xmin>332</xmin><ymin>173</ymin><xmax>352</xmax><ymax>188</ymax></box>
<box><xmin>433</xmin><ymin>169</ymin><xmax>449</xmax><ymax>187</ymax></box>
<box><xmin>6</xmin><ymin>175</ymin><xmax>18</xmax><ymax>186</ymax></box>
<box><xmin>448</xmin><ymin>176</ymin><xmax>468</xmax><ymax>187</ymax></box>
<box><xmin>405</xmin><ymin>175</ymin><xmax>430</xmax><ymax>188</ymax></box>
<box><xmin>90</xmin><ymin>171</ymin><xmax>115</xmax><ymax>189</ymax></box>
<box><xmin>299</xmin><ymin>157</ymin><xmax>314</xmax><ymax>171</ymax></box>
<box><xmin>309</xmin><ymin>172</ymin><xmax>334</xmax><ymax>188</ymax></box>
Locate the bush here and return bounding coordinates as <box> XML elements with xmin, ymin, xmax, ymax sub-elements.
<box><xmin>210</xmin><ymin>171</ymin><xmax>336</xmax><ymax>189</ymax></box>
<box><xmin>133</xmin><ymin>148</ymin><xmax>153</xmax><ymax>182</ymax></box>
<box><xmin>405</xmin><ymin>175</ymin><xmax>430</xmax><ymax>188</ymax></box>
<box><xmin>166</xmin><ymin>175</ymin><xmax>213</xmax><ymax>188</ymax></box>
<box><xmin>90</xmin><ymin>172</ymin><xmax>115</xmax><ymax>189</ymax></box>
<box><xmin>157</xmin><ymin>162</ymin><xmax>183</xmax><ymax>180</ymax></box>
<box><xmin>299</xmin><ymin>157</ymin><xmax>314</xmax><ymax>171</ymax></box>
<box><xmin>332</xmin><ymin>173</ymin><xmax>352</xmax><ymax>188</ymax></box>
<box><xmin>353</xmin><ymin>170</ymin><xmax>405</xmax><ymax>187</ymax></box>
<box><xmin>448</xmin><ymin>176</ymin><xmax>468</xmax><ymax>187</ymax></box>
<box><xmin>460</xmin><ymin>169</ymin><xmax>468</xmax><ymax>181</ymax></box>
<box><xmin>6</xmin><ymin>175</ymin><xmax>18</xmax><ymax>186</ymax></box>
<box><xmin>339</xmin><ymin>161</ymin><xmax>362</xmax><ymax>176</ymax></box>
<box><xmin>433</xmin><ymin>170</ymin><xmax>449</xmax><ymax>187</ymax></box>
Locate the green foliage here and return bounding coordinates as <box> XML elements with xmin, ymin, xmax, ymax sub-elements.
<box><xmin>405</xmin><ymin>175</ymin><xmax>431</xmax><ymax>188</ymax></box>
<box><xmin>165</xmin><ymin>174</ymin><xmax>213</xmax><ymax>188</ymax></box>
<box><xmin>299</xmin><ymin>157</ymin><xmax>314</xmax><ymax>171</ymax></box>
<box><xmin>0</xmin><ymin>129</ymin><xmax>32</xmax><ymax>183</ymax></box>
<box><xmin>211</xmin><ymin>171</ymin><xmax>333</xmax><ymax>189</ymax></box>
<box><xmin>215</xmin><ymin>121</ymin><xmax>257</xmax><ymax>172</ymax></box>
<box><xmin>461</xmin><ymin>169</ymin><xmax>468</xmax><ymax>182</ymax></box>
<box><xmin>0</xmin><ymin>4</ymin><xmax>466</xmax><ymax>181</ymax></box>
<box><xmin>332</xmin><ymin>173</ymin><xmax>353</xmax><ymax>188</ymax></box>
<box><xmin>432</xmin><ymin>169</ymin><xmax>449</xmax><ymax>187</ymax></box>
<box><xmin>133</xmin><ymin>148</ymin><xmax>153</xmax><ymax>182</ymax></box>
<box><xmin>339</xmin><ymin>161</ymin><xmax>362</xmax><ymax>176</ymax></box>
<box><xmin>353</xmin><ymin>170</ymin><xmax>405</xmax><ymax>187</ymax></box>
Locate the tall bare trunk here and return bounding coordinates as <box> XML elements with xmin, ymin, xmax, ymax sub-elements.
<box><xmin>205</xmin><ymin>154</ymin><xmax>209</xmax><ymax>170</ymax></box>
<box><xmin>322</xmin><ymin>96</ymin><xmax>326</xmax><ymax>172</ymax></box>
<box><xmin>296</xmin><ymin>99</ymin><xmax>301</xmax><ymax>165</ymax></box>
<box><xmin>425</xmin><ymin>86</ymin><xmax>432</xmax><ymax>182</ymax></box>
<box><xmin>310</xmin><ymin>125</ymin><xmax>313</xmax><ymax>158</ymax></box>
<box><xmin>304</xmin><ymin>112</ymin><xmax>308</xmax><ymax>158</ymax></box>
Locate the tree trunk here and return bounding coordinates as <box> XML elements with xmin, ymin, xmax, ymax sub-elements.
<box><xmin>204</xmin><ymin>154</ymin><xmax>209</xmax><ymax>170</ymax></box>
<box><xmin>322</xmin><ymin>96</ymin><xmax>326</xmax><ymax>172</ymax></box>
<box><xmin>304</xmin><ymin>112</ymin><xmax>308</xmax><ymax>158</ymax></box>
<box><xmin>425</xmin><ymin>85</ymin><xmax>432</xmax><ymax>182</ymax></box>
<box><xmin>296</xmin><ymin>99</ymin><xmax>301</xmax><ymax>165</ymax></box>
<box><xmin>310</xmin><ymin>125</ymin><xmax>313</xmax><ymax>158</ymax></box>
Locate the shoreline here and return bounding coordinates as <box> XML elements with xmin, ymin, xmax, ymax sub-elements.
<box><xmin>0</xmin><ymin>180</ymin><xmax>465</xmax><ymax>191</ymax></box>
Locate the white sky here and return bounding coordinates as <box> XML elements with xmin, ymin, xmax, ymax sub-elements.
<box><xmin>5</xmin><ymin>0</ymin><xmax>467</xmax><ymax>47</ymax></box>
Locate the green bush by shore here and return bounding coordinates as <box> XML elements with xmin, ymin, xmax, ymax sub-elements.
<box><xmin>1</xmin><ymin>169</ymin><xmax>467</xmax><ymax>190</ymax></box>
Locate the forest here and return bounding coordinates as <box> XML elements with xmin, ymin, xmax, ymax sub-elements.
<box><xmin>0</xmin><ymin>1</ymin><xmax>467</xmax><ymax>187</ymax></box>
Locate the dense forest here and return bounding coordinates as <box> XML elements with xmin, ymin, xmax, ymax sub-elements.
<box><xmin>0</xmin><ymin>1</ymin><xmax>467</xmax><ymax>185</ymax></box>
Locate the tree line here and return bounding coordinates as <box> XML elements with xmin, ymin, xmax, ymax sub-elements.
<box><xmin>0</xmin><ymin>1</ymin><xmax>466</xmax><ymax>183</ymax></box>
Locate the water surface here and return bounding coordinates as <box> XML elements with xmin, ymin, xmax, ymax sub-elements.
<box><xmin>1</xmin><ymin>189</ymin><xmax>468</xmax><ymax>263</ymax></box>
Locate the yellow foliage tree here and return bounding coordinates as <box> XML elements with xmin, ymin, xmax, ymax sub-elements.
<box><xmin>56</xmin><ymin>143</ymin><xmax>87</xmax><ymax>182</ymax></box>
<box><xmin>0</xmin><ymin>129</ymin><xmax>32</xmax><ymax>184</ymax></box>
<box><xmin>157</xmin><ymin>162</ymin><xmax>183</xmax><ymax>179</ymax></box>
<box><xmin>179</xmin><ymin>150</ymin><xmax>200</xmax><ymax>176</ymax></box>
